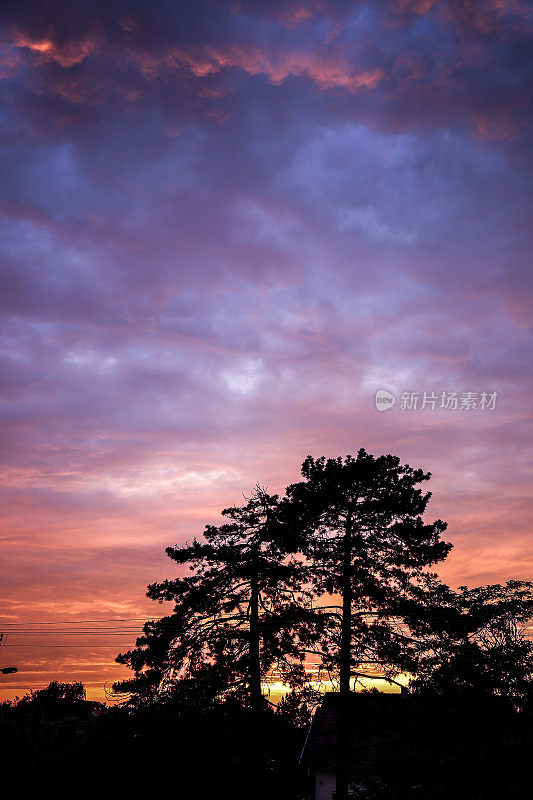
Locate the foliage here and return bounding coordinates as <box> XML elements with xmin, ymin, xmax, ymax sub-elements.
<box><xmin>275</xmin><ymin>685</ymin><xmax>323</xmax><ymax>729</ymax></box>
<box><xmin>116</xmin><ymin>487</ymin><xmax>316</xmax><ymax>707</ymax></box>
<box><xmin>0</xmin><ymin>690</ymin><xmax>306</xmax><ymax>799</ymax></box>
<box><xmin>413</xmin><ymin>580</ymin><xmax>533</xmax><ymax>707</ymax></box>
<box><xmin>284</xmin><ymin>450</ymin><xmax>452</xmax><ymax>690</ymax></box>
<box><xmin>13</xmin><ymin>680</ymin><xmax>96</xmax><ymax>721</ymax></box>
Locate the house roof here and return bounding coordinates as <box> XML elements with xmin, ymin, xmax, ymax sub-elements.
<box><xmin>299</xmin><ymin>691</ymin><xmax>404</xmax><ymax>773</ymax></box>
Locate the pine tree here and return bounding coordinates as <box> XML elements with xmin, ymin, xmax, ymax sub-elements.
<box><xmin>284</xmin><ymin>449</ymin><xmax>452</xmax><ymax>800</ymax></box>
<box><xmin>115</xmin><ymin>487</ymin><xmax>314</xmax><ymax>708</ymax></box>
<box><xmin>285</xmin><ymin>450</ymin><xmax>452</xmax><ymax>692</ymax></box>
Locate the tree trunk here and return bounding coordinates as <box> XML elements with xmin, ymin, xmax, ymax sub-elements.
<box><xmin>337</xmin><ymin>510</ymin><xmax>353</xmax><ymax>800</ymax></box>
<box><xmin>339</xmin><ymin>511</ymin><xmax>353</xmax><ymax>696</ymax></box>
<box><xmin>249</xmin><ymin>567</ymin><xmax>262</xmax><ymax>712</ymax></box>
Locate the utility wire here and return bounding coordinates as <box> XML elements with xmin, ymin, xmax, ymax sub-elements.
<box><xmin>0</xmin><ymin>617</ymin><xmax>157</xmax><ymax>625</ymax></box>
<box><xmin>4</xmin><ymin>609</ymin><xmax>529</xmax><ymax>624</ymax></box>
<box><xmin>0</xmin><ymin>644</ymin><xmax>139</xmax><ymax>648</ymax></box>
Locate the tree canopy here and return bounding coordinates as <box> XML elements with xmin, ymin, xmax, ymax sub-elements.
<box><xmin>284</xmin><ymin>451</ymin><xmax>452</xmax><ymax>693</ymax></box>
<box><xmin>413</xmin><ymin>580</ymin><xmax>533</xmax><ymax>708</ymax></box>
<box><xmin>116</xmin><ymin>450</ymin><xmax>533</xmax><ymax>719</ymax></box>
<box><xmin>116</xmin><ymin>487</ymin><xmax>315</xmax><ymax>708</ymax></box>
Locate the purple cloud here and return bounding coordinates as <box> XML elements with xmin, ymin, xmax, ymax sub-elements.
<box><xmin>0</xmin><ymin>0</ymin><xmax>531</xmax><ymax>700</ymax></box>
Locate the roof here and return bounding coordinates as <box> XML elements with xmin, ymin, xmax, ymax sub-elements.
<box><xmin>299</xmin><ymin>691</ymin><xmax>404</xmax><ymax>773</ymax></box>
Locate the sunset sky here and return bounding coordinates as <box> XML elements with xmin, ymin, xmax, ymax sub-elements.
<box><xmin>0</xmin><ymin>0</ymin><xmax>532</xmax><ymax>703</ymax></box>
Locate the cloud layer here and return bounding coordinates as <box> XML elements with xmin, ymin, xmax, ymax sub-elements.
<box><xmin>0</xmin><ymin>0</ymin><xmax>532</xmax><ymax>700</ymax></box>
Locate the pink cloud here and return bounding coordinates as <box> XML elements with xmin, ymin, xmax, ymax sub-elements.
<box><xmin>12</xmin><ymin>30</ymin><xmax>102</xmax><ymax>67</ymax></box>
<box><xmin>130</xmin><ymin>42</ymin><xmax>384</xmax><ymax>92</ymax></box>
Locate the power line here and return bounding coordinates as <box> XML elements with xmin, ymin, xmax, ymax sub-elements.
<box><xmin>0</xmin><ymin>630</ymin><xmax>144</xmax><ymax>637</ymax></box>
<box><xmin>1</xmin><ymin>644</ymin><xmax>138</xmax><ymax>648</ymax></box>
<box><xmin>4</xmin><ymin>610</ymin><xmax>531</xmax><ymax>625</ymax></box>
<box><xmin>0</xmin><ymin>617</ymin><xmax>157</xmax><ymax>625</ymax></box>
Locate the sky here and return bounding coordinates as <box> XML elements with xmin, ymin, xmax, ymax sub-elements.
<box><xmin>0</xmin><ymin>0</ymin><xmax>532</xmax><ymax>703</ymax></box>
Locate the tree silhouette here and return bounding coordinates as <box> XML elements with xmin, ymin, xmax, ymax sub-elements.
<box><xmin>284</xmin><ymin>450</ymin><xmax>452</xmax><ymax>800</ymax></box>
<box><xmin>112</xmin><ymin>451</ymin><xmax>533</xmax><ymax>798</ymax></box>
<box><xmin>284</xmin><ymin>450</ymin><xmax>452</xmax><ymax>693</ymax></box>
<box><xmin>16</xmin><ymin>681</ymin><xmax>94</xmax><ymax>721</ymax></box>
<box><xmin>116</xmin><ymin>487</ymin><xmax>314</xmax><ymax>708</ymax></box>
<box><xmin>414</xmin><ymin>580</ymin><xmax>533</xmax><ymax>708</ymax></box>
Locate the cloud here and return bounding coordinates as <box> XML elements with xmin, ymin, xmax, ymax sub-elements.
<box><xmin>2</xmin><ymin>0</ymin><xmax>531</xmax><ymax>141</ymax></box>
<box><xmin>11</xmin><ymin>30</ymin><xmax>102</xmax><ymax>67</ymax></box>
<box><xmin>0</xmin><ymin>0</ymin><xmax>531</xmax><ymax>701</ymax></box>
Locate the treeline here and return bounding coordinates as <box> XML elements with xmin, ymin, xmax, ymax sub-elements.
<box><xmin>0</xmin><ymin>680</ymin><xmax>305</xmax><ymax>797</ymax></box>
<box><xmin>115</xmin><ymin>450</ymin><xmax>533</xmax><ymax>712</ymax></box>
<box><xmin>3</xmin><ymin>679</ymin><xmax>533</xmax><ymax>798</ymax></box>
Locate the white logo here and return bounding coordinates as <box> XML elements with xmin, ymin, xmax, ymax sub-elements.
<box><xmin>375</xmin><ymin>389</ymin><xmax>396</xmax><ymax>411</ymax></box>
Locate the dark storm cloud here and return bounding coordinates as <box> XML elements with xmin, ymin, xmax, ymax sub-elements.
<box><xmin>1</xmin><ymin>0</ymin><xmax>531</xmax><ymax>141</ymax></box>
